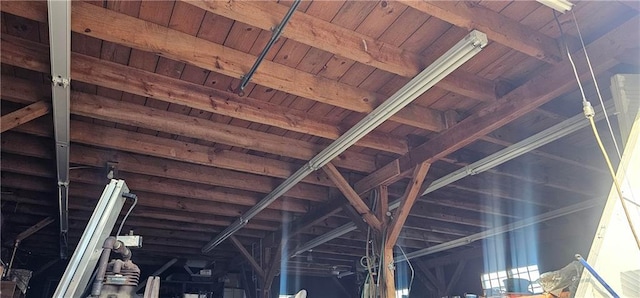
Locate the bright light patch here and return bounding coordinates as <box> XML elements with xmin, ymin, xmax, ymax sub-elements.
<box><xmin>481</xmin><ymin>265</ymin><xmax>543</xmax><ymax>294</ymax></box>
<box><xmin>396</xmin><ymin>287</ymin><xmax>409</xmax><ymax>298</ymax></box>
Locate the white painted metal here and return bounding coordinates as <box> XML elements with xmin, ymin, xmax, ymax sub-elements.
<box><xmin>54</xmin><ymin>180</ymin><xmax>129</xmax><ymax>298</ymax></box>
<box><xmin>47</xmin><ymin>0</ymin><xmax>72</xmax><ymax>258</ymax></box>
<box><xmin>575</xmin><ymin>85</ymin><xmax>640</xmax><ymax>298</ymax></box>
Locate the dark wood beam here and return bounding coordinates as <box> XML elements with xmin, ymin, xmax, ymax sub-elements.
<box><xmin>323</xmin><ymin>163</ymin><xmax>382</xmax><ymax>232</ymax></box>
<box><xmin>0</xmin><ymin>34</ymin><xmax>406</xmax><ymax>156</ymax></box>
<box><xmin>0</xmin><ymin>1</ymin><xmax>446</xmax><ymax>132</ymax></box>
<box><xmin>354</xmin><ymin>15</ymin><xmax>639</xmax><ymax>194</ymax></box>
<box><xmin>0</xmin><ymin>101</ymin><xmax>50</xmax><ymax>133</ymax></box>
<box><xmin>186</xmin><ymin>0</ymin><xmax>497</xmax><ymax>102</ymax></box>
<box><xmin>1</xmin><ymin>131</ymin><xmax>325</xmax><ymax>206</ymax></box>
<box><xmin>445</xmin><ymin>260</ymin><xmax>467</xmax><ymax>295</ymax></box>
<box><xmin>229</xmin><ymin>235</ymin><xmax>266</xmax><ymax>278</ymax></box>
<box><xmin>398</xmin><ymin>0</ymin><xmax>563</xmax><ymax>64</ymax></box>
<box><xmin>387</xmin><ymin>162</ymin><xmax>431</xmax><ymax>245</ymax></box>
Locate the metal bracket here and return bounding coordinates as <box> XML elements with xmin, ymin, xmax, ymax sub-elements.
<box><xmin>52</xmin><ymin>75</ymin><xmax>71</xmax><ymax>88</ymax></box>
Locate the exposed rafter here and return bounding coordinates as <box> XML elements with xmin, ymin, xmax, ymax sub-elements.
<box><xmin>0</xmin><ymin>101</ymin><xmax>50</xmax><ymax>133</ymax></box>
<box><xmin>398</xmin><ymin>0</ymin><xmax>563</xmax><ymax>64</ymax></box>
<box><xmin>355</xmin><ymin>15</ymin><xmax>640</xmax><ymax>194</ymax></box>
<box><xmin>186</xmin><ymin>0</ymin><xmax>497</xmax><ymax>102</ymax></box>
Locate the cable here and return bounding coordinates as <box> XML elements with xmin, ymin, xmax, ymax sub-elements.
<box><xmin>586</xmin><ymin>111</ymin><xmax>640</xmax><ymax>251</ymax></box>
<box><xmin>560</xmin><ymin>9</ymin><xmax>639</xmax><ymax>251</ymax></box>
<box><xmin>571</xmin><ymin>10</ymin><xmax>623</xmax><ymax>160</ymax></box>
<box><xmin>397</xmin><ymin>245</ymin><xmax>414</xmax><ymax>298</ymax></box>
<box><xmin>116</xmin><ymin>194</ymin><xmax>138</xmax><ymax>236</ymax></box>
<box><xmin>554</xmin><ymin>11</ymin><xmax>588</xmax><ymax>104</ymax></box>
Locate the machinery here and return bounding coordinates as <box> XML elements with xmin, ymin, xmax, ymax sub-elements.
<box><xmin>53</xmin><ymin>179</ymin><xmax>156</xmax><ymax>298</ymax></box>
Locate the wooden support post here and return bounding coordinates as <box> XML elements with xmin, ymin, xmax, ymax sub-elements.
<box><xmin>261</xmin><ymin>243</ymin><xmax>282</xmax><ymax>298</ymax></box>
<box><xmin>377</xmin><ymin>185</ymin><xmax>389</xmax><ymax>226</ymax></box>
<box><xmin>323</xmin><ymin>163</ymin><xmax>382</xmax><ymax>231</ymax></box>
<box><xmin>387</xmin><ymin>161</ymin><xmax>431</xmax><ymax>245</ymax></box>
<box><xmin>1</xmin><ymin>101</ymin><xmax>50</xmax><ymax>133</ymax></box>
<box><xmin>230</xmin><ymin>235</ymin><xmax>265</xmax><ymax>278</ymax></box>
<box><xmin>415</xmin><ymin>261</ymin><xmax>445</xmax><ymax>297</ymax></box>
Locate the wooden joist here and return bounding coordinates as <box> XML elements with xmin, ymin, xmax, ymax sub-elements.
<box><xmin>1</xmin><ymin>131</ymin><xmax>328</xmax><ymax>204</ymax></box>
<box><xmin>355</xmin><ymin>15</ymin><xmax>640</xmax><ymax>194</ymax></box>
<box><xmin>0</xmin><ymin>101</ymin><xmax>50</xmax><ymax>133</ymax></box>
<box><xmin>399</xmin><ymin>1</ymin><xmax>563</xmax><ymax>64</ymax></box>
<box><xmin>0</xmin><ymin>1</ymin><xmax>446</xmax><ymax>132</ymax></box>
<box><xmin>229</xmin><ymin>235</ymin><xmax>266</xmax><ymax>278</ymax></box>
<box><xmin>322</xmin><ymin>163</ymin><xmax>382</xmax><ymax>231</ymax></box>
<box><xmin>186</xmin><ymin>0</ymin><xmax>497</xmax><ymax>102</ymax></box>
<box><xmin>0</xmin><ymin>34</ymin><xmax>408</xmax><ymax>155</ymax></box>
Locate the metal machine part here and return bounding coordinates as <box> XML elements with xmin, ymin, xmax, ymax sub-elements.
<box><xmin>54</xmin><ymin>179</ymin><xmax>130</xmax><ymax>297</ymax></box>
<box><xmin>97</xmin><ymin>259</ymin><xmax>141</xmax><ymax>298</ymax></box>
<box><xmin>92</xmin><ymin>237</ymin><xmax>132</xmax><ymax>296</ymax></box>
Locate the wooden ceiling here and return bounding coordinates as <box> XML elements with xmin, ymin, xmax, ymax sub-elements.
<box><xmin>1</xmin><ymin>0</ymin><xmax>639</xmax><ymax>278</ymax></box>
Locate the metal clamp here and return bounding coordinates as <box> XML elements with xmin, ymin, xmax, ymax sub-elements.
<box><xmin>52</xmin><ymin>75</ymin><xmax>71</xmax><ymax>88</ymax></box>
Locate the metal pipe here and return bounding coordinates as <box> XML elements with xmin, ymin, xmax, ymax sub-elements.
<box><xmin>575</xmin><ymin>254</ymin><xmax>620</xmax><ymax>298</ymax></box>
<box><xmin>91</xmin><ymin>236</ymin><xmax>131</xmax><ymax>296</ymax></box>
<box><xmin>237</xmin><ymin>0</ymin><xmax>301</xmax><ymax>94</ymax></box>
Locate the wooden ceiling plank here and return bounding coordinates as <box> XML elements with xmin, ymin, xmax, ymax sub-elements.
<box><xmin>0</xmin><ymin>100</ymin><xmax>50</xmax><ymax>133</ymax></box>
<box><xmin>77</xmin><ymin>1</ymin><xmax>445</xmax><ymax>131</ymax></box>
<box><xmin>1</xmin><ymin>1</ymin><xmax>445</xmax><ymax>131</ymax></box>
<box><xmin>0</xmin><ymin>102</ymin><xmax>336</xmax><ymax>191</ymax></box>
<box><xmin>355</xmin><ymin>15</ymin><xmax>639</xmax><ymax>194</ymax></box>
<box><xmin>0</xmin><ymin>34</ymin><xmax>407</xmax><ymax>156</ymax></box>
<box><xmin>322</xmin><ymin>162</ymin><xmax>382</xmax><ymax>232</ymax></box>
<box><xmin>1</xmin><ymin>131</ymin><xmax>328</xmax><ymax>204</ymax></box>
<box><xmin>398</xmin><ymin>0</ymin><xmax>562</xmax><ymax>64</ymax></box>
<box><xmin>0</xmin><ymin>157</ymin><xmax>294</xmax><ymax>221</ymax></box>
<box><xmin>186</xmin><ymin>0</ymin><xmax>496</xmax><ymax>102</ymax></box>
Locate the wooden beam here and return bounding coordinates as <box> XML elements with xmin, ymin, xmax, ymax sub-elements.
<box><xmin>398</xmin><ymin>0</ymin><xmax>562</xmax><ymax>64</ymax></box>
<box><xmin>0</xmin><ymin>73</ymin><xmax>375</xmax><ymax>173</ymax></box>
<box><xmin>377</xmin><ymin>185</ymin><xmax>389</xmax><ymax>226</ymax></box>
<box><xmin>354</xmin><ymin>15</ymin><xmax>640</xmax><ymax>193</ymax></box>
<box><xmin>0</xmin><ymin>101</ymin><xmax>50</xmax><ymax>133</ymax></box>
<box><xmin>0</xmin><ymin>1</ymin><xmax>446</xmax><ymax>132</ymax></box>
<box><xmin>185</xmin><ymin>0</ymin><xmax>497</xmax><ymax>102</ymax></box>
<box><xmin>415</xmin><ymin>261</ymin><xmax>445</xmax><ymax>296</ymax></box>
<box><xmin>265</xmin><ymin>200</ymin><xmax>344</xmax><ymax>250</ymax></box>
<box><xmin>1</xmin><ymin>131</ymin><xmax>328</xmax><ymax>205</ymax></box>
<box><xmin>323</xmin><ymin>163</ymin><xmax>382</xmax><ymax>232</ymax></box>
<box><xmin>341</xmin><ymin>204</ymin><xmax>372</xmax><ymax>234</ymax></box>
<box><xmin>0</xmin><ymin>35</ymin><xmax>407</xmax><ymax>156</ymax></box>
<box><xmin>445</xmin><ymin>260</ymin><xmax>467</xmax><ymax>295</ymax></box>
<box><xmin>262</xmin><ymin>244</ymin><xmax>282</xmax><ymax>298</ymax></box>
<box><xmin>15</xmin><ymin>216</ymin><xmax>54</xmax><ymax>242</ymax></box>
<box><xmin>387</xmin><ymin>162</ymin><xmax>431</xmax><ymax>245</ymax></box>
<box><xmin>229</xmin><ymin>235</ymin><xmax>265</xmax><ymax>278</ymax></box>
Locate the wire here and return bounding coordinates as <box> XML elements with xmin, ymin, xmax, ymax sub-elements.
<box><xmin>561</xmin><ymin>10</ymin><xmax>639</xmax><ymax>251</ymax></box>
<box><xmin>116</xmin><ymin>195</ymin><xmax>138</xmax><ymax>236</ymax></box>
<box><xmin>554</xmin><ymin>11</ymin><xmax>588</xmax><ymax>104</ymax></box>
<box><xmin>571</xmin><ymin>11</ymin><xmax>623</xmax><ymax>160</ymax></box>
<box><xmin>397</xmin><ymin>244</ymin><xmax>415</xmax><ymax>298</ymax></box>
<box><xmin>587</xmin><ymin>114</ymin><xmax>640</xmax><ymax>251</ymax></box>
